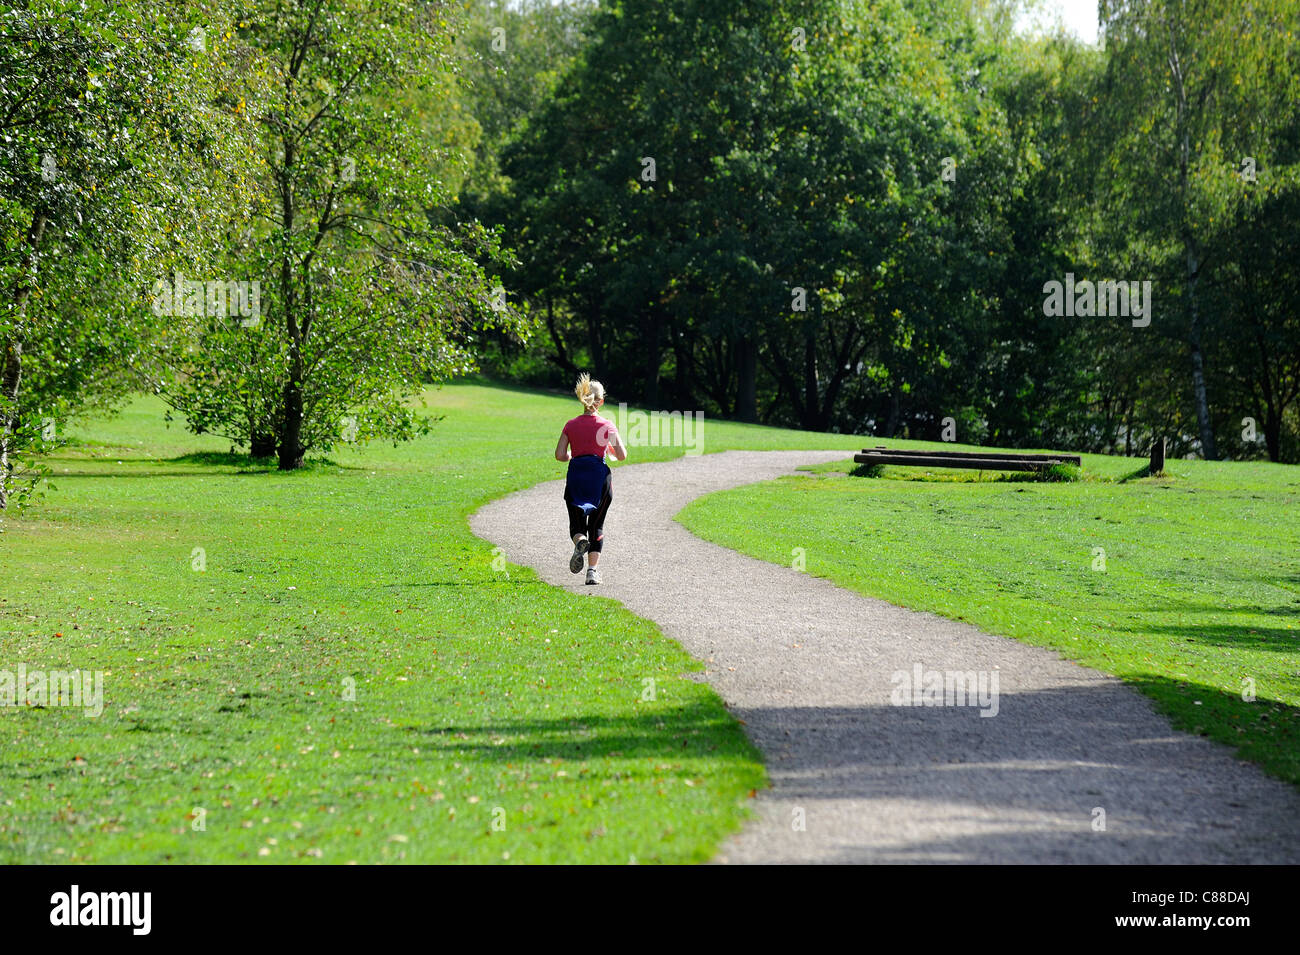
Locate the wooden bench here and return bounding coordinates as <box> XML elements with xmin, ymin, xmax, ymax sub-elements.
<box><xmin>852</xmin><ymin>447</ymin><xmax>1082</xmax><ymax>472</ymax></box>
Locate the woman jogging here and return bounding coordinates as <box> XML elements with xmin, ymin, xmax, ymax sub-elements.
<box><xmin>554</xmin><ymin>373</ymin><xmax>627</xmax><ymax>585</ymax></box>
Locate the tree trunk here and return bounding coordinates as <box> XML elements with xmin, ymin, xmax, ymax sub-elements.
<box><xmin>278</xmin><ymin>350</ymin><xmax>305</xmax><ymax>470</ymax></box>
<box><xmin>643</xmin><ymin>312</ymin><xmax>661</xmax><ymax>407</ymax></box>
<box><xmin>1123</xmin><ymin>397</ymin><xmax>1134</xmax><ymax>458</ymax></box>
<box><xmin>1186</xmin><ymin>250</ymin><xmax>1216</xmax><ymax>459</ymax></box>
<box><xmin>736</xmin><ymin>335</ymin><xmax>758</xmax><ymax>423</ymax></box>
<box><xmin>586</xmin><ymin>305</ymin><xmax>607</xmax><ymax>382</ymax></box>
<box><xmin>672</xmin><ymin>331</ymin><xmax>691</xmax><ymax>411</ymax></box>
<box><xmin>884</xmin><ymin>388</ymin><xmax>901</xmax><ymax>438</ymax></box>
<box><xmin>278</xmin><ymin>153</ymin><xmax>305</xmax><ymax>470</ymax></box>
<box><xmin>1170</xmin><ymin>43</ymin><xmax>1216</xmax><ymax>461</ymax></box>
<box><xmin>0</xmin><ymin>211</ymin><xmax>48</xmax><ymax>509</ymax></box>
<box><xmin>251</xmin><ymin>431</ymin><xmax>277</xmax><ymax>459</ymax></box>
<box><xmin>544</xmin><ymin>296</ymin><xmax>579</xmax><ymax>379</ymax></box>
<box><xmin>278</xmin><ymin>390</ymin><xmax>304</xmax><ymax>470</ymax></box>
<box><xmin>0</xmin><ymin>339</ymin><xmax>22</xmax><ymax>510</ymax></box>
<box><xmin>801</xmin><ymin>325</ymin><xmax>822</xmax><ymax>431</ymax></box>
<box><xmin>1264</xmin><ymin>413</ymin><xmax>1281</xmax><ymax>462</ymax></box>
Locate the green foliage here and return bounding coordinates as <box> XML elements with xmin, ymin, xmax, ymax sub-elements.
<box><xmin>1094</xmin><ymin>0</ymin><xmax>1300</xmax><ymax>460</ymax></box>
<box><xmin>464</xmin><ymin>0</ymin><xmax>1300</xmax><ymax>463</ymax></box>
<box><xmin>455</xmin><ymin>0</ymin><xmax>595</xmax><ymax>204</ymax></box>
<box><xmin>153</xmin><ymin>1</ymin><xmax>532</xmax><ymax>469</ymax></box>
<box><xmin>499</xmin><ymin>0</ymin><xmax>1015</xmax><ymax>431</ymax></box>
<box><xmin>0</xmin><ymin>1</ymin><xmax>255</xmax><ymax>507</ymax></box>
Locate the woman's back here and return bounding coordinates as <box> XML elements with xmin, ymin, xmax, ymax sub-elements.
<box><xmin>563</xmin><ymin>413</ymin><xmax>616</xmax><ymax>459</ymax></box>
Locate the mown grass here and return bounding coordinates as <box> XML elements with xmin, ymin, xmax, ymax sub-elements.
<box><xmin>678</xmin><ymin>454</ymin><xmax>1300</xmax><ymax>785</ymax></box>
<box><xmin>1</xmin><ymin>379</ymin><xmax>870</xmax><ymax>864</ymax></box>
<box><xmin>12</xmin><ymin>378</ymin><xmax>1296</xmax><ymax>862</ymax></box>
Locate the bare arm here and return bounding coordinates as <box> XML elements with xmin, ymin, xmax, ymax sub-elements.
<box><xmin>554</xmin><ymin>430</ymin><xmax>571</xmax><ymax>462</ymax></box>
<box><xmin>609</xmin><ymin>429</ymin><xmax>628</xmax><ymax>462</ymax></box>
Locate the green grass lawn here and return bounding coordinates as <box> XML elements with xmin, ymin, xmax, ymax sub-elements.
<box><xmin>0</xmin><ymin>379</ymin><xmax>866</xmax><ymax>864</ymax></box>
<box><xmin>9</xmin><ymin>378</ymin><xmax>1296</xmax><ymax>864</ymax></box>
<box><xmin>678</xmin><ymin>454</ymin><xmax>1300</xmax><ymax>786</ymax></box>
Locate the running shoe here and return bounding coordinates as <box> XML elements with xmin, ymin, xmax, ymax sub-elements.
<box><xmin>569</xmin><ymin>535</ymin><xmax>589</xmax><ymax>573</ymax></box>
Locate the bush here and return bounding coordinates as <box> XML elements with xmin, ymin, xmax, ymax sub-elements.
<box><xmin>851</xmin><ymin>462</ymin><xmax>885</xmax><ymax>478</ymax></box>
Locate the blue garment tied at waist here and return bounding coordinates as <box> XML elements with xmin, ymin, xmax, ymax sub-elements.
<box><xmin>566</xmin><ymin>454</ymin><xmax>610</xmax><ymax>514</ymax></box>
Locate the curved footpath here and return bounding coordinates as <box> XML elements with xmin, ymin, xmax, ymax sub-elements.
<box><xmin>471</xmin><ymin>450</ymin><xmax>1300</xmax><ymax>863</ymax></box>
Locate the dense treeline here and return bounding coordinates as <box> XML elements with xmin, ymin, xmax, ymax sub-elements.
<box><xmin>1</xmin><ymin>0</ymin><xmax>1297</xmax><ymax>512</ymax></box>
<box><xmin>468</xmin><ymin>0</ymin><xmax>1300</xmax><ymax>461</ymax></box>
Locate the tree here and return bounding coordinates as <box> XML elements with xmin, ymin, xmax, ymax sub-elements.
<box><xmin>1211</xmin><ymin>189</ymin><xmax>1300</xmax><ymax>461</ymax></box>
<box><xmin>157</xmin><ymin>0</ymin><xmax>528</xmax><ymax>470</ymax></box>
<box><xmin>1098</xmin><ymin>0</ymin><xmax>1300</xmax><ymax>459</ymax></box>
<box><xmin>502</xmin><ymin>0</ymin><xmax>1018</xmax><ymax>431</ymax></box>
<box><xmin>0</xmin><ymin>1</ymin><xmax>252</xmax><ymax>508</ymax></box>
<box><xmin>456</xmin><ymin>0</ymin><xmax>595</xmax><ymax>206</ymax></box>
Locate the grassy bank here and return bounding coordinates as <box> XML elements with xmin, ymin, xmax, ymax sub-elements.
<box><xmin>1</xmin><ymin>380</ymin><xmax>865</xmax><ymax>863</ymax></box>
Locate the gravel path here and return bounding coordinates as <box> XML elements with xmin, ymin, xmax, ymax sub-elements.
<box><xmin>471</xmin><ymin>450</ymin><xmax>1300</xmax><ymax>863</ymax></box>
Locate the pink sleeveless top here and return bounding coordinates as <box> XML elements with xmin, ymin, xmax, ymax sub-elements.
<box><xmin>564</xmin><ymin>413</ymin><xmax>618</xmax><ymax>458</ymax></box>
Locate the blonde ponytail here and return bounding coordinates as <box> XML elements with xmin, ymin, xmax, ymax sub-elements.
<box><xmin>575</xmin><ymin>372</ymin><xmax>606</xmax><ymax>414</ymax></box>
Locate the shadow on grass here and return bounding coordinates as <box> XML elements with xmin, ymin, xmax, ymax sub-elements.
<box><xmin>51</xmin><ymin>452</ymin><xmax>361</xmax><ymax>477</ymax></box>
<box><xmin>169</xmin><ymin>451</ymin><xmax>277</xmax><ymax>468</ymax></box>
<box><xmin>415</xmin><ymin>679</ymin><xmax>1300</xmax><ymax>814</ymax></box>
<box><xmin>1119</xmin><ymin>464</ymin><xmax>1175</xmax><ymax>482</ymax></box>
<box><xmin>1150</xmin><ymin>597</ymin><xmax>1300</xmax><ymax>619</ymax></box>
<box><xmin>168</xmin><ymin>451</ymin><xmax>356</xmax><ymax>471</ymax></box>
<box><xmin>1264</xmin><ymin>604</ymin><xmax>1300</xmax><ymax>617</ymax></box>
<box><xmin>997</xmin><ymin>463</ymin><xmax>1082</xmax><ymax>483</ymax></box>
<box><xmin>412</xmin><ymin>699</ymin><xmax>753</xmax><ymax>764</ymax></box>
<box><xmin>468</xmin><ymin>374</ymin><xmax>571</xmax><ymax>402</ymax></box>
<box><xmin>36</xmin><ymin>450</ymin><xmax>265</xmax><ymax>478</ymax></box>
<box><xmin>1126</xmin><ymin>673</ymin><xmax>1300</xmax><ymax>788</ymax></box>
<box><xmin>49</xmin><ymin>469</ymin><xmax>259</xmax><ymax>479</ymax></box>
<box><xmin>12</xmin><ymin>678</ymin><xmax>1298</xmax><ymax>861</ymax></box>
<box><xmin>1119</xmin><ymin>621</ymin><xmax>1300</xmax><ymax>652</ymax></box>
<box><xmin>385</xmin><ymin>579</ymin><xmax>553</xmax><ymax>589</ymax></box>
